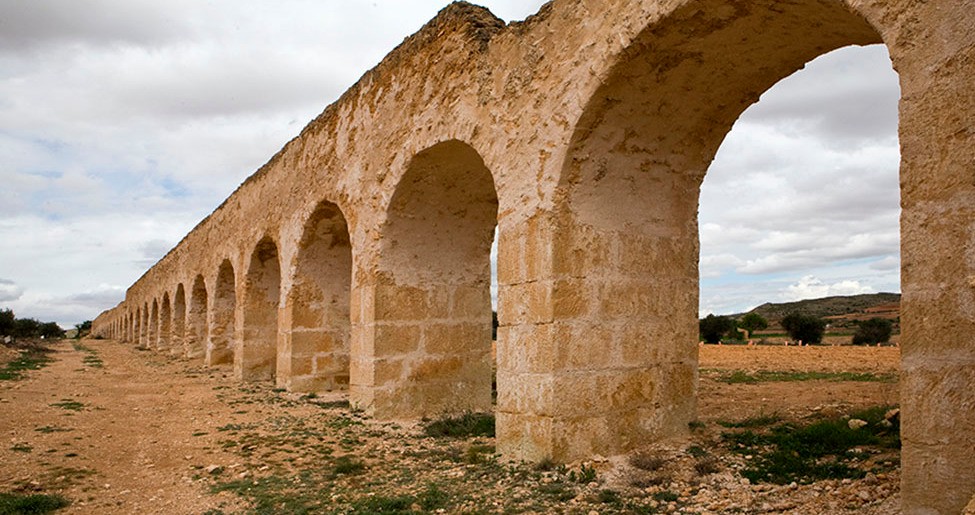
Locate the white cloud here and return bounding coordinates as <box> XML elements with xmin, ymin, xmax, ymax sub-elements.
<box><xmin>0</xmin><ymin>279</ymin><xmax>24</xmax><ymax>302</ymax></box>
<box><xmin>783</xmin><ymin>275</ymin><xmax>875</xmax><ymax>301</ymax></box>
<box><xmin>0</xmin><ymin>2</ymin><xmax>896</xmax><ymax>324</ymax></box>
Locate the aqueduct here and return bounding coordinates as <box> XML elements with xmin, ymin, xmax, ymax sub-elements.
<box><xmin>92</xmin><ymin>1</ymin><xmax>975</xmax><ymax>512</ymax></box>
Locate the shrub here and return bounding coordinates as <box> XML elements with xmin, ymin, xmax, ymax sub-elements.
<box><xmin>422</xmin><ymin>412</ymin><xmax>494</xmax><ymax>438</ymax></box>
<box><xmin>739</xmin><ymin>312</ymin><xmax>769</xmax><ymax>333</ymax></box>
<box><xmin>780</xmin><ymin>312</ymin><xmax>826</xmax><ymax>344</ymax></box>
<box><xmin>852</xmin><ymin>318</ymin><xmax>892</xmax><ymax>345</ymax></box>
<box><xmin>699</xmin><ymin>314</ymin><xmax>733</xmax><ymax>344</ymax></box>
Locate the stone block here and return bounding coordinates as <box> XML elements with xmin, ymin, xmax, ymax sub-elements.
<box><xmin>375</xmin><ymin>284</ymin><xmax>430</xmax><ymax>321</ymax></box>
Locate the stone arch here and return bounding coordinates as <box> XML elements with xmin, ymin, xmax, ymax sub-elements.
<box><xmin>208</xmin><ymin>260</ymin><xmax>236</xmax><ymax>366</ymax></box>
<box><xmin>187</xmin><ymin>275</ymin><xmax>208</xmax><ymax>359</ymax></box>
<box><xmin>149</xmin><ymin>299</ymin><xmax>159</xmax><ymax>349</ymax></box>
<box><xmin>173</xmin><ymin>284</ymin><xmax>186</xmax><ymax>354</ymax></box>
<box><xmin>140</xmin><ymin>303</ymin><xmax>149</xmax><ymax>348</ymax></box>
<box><xmin>159</xmin><ymin>292</ymin><xmax>172</xmax><ymax>350</ymax></box>
<box><xmin>238</xmin><ymin>237</ymin><xmax>281</xmax><ymax>382</ymax></box>
<box><xmin>352</xmin><ymin>139</ymin><xmax>498</xmax><ymax>417</ymax></box>
<box><xmin>281</xmin><ymin>200</ymin><xmax>352</xmax><ymax>392</ymax></box>
<box><xmin>500</xmin><ymin>0</ymin><xmax>890</xmax><ymax>463</ymax></box>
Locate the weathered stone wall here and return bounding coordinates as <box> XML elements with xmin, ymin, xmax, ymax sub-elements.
<box><xmin>93</xmin><ymin>1</ymin><xmax>975</xmax><ymax>512</ymax></box>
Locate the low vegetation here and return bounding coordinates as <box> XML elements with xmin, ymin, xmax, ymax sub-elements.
<box><xmin>422</xmin><ymin>412</ymin><xmax>495</xmax><ymax>438</ymax></box>
<box><xmin>712</xmin><ymin>370</ymin><xmax>897</xmax><ymax>384</ymax></box>
<box><xmin>0</xmin><ymin>349</ymin><xmax>55</xmax><ymax>381</ymax></box>
<box><xmin>722</xmin><ymin>405</ymin><xmax>900</xmax><ymax>484</ymax></box>
<box><xmin>852</xmin><ymin>318</ymin><xmax>893</xmax><ymax>346</ymax></box>
<box><xmin>0</xmin><ymin>492</ymin><xmax>70</xmax><ymax>514</ymax></box>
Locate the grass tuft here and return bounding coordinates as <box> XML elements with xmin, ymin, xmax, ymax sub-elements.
<box><xmin>0</xmin><ymin>492</ymin><xmax>70</xmax><ymax>514</ymax></box>
<box><xmin>0</xmin><ymin>350</ymin><xmax>54</xmax><ymax>381</ymax></box>
<box><xmin>422</xmin><ymin>412</ymin><xmax>494</xmax><ymax>438</ymax></box>
<box><xmin>628</xmin><ymin>452</ymin><xmax>666</xmax><ymax>472</ymax></box>
<box><xmin>723</xmin><ymin>405</ymin><xmax>900</xmax><ymax>484</ymax></box>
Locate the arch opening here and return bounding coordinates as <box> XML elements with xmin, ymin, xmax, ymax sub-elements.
<box><xmin>356</xmin><ymin>139</ymin><xmax>499</xmax><ymax>417</ymax></box>
<box><xmin>160</xmin><ymin>293</ymin><xmax>172</xmax><ymax>350</ymax></box>
<box><xmin>239</xmin><ymin>237</ymin><xmax>281</xmax><ymax>382</ymax></box>
<box><xmin>173</xmin><ymin>284</ymin><xmax>186</xmax><ymax>355</ymax></box>
<box><xmin>140</xmin><ymin>304</ymin><xmax>149</xmax><ymax>348</ymax></box>
<box><xmin>187</xmin><ymin>275</ymin><xmax>208</xmax><ymax>360</ymax></box>
<box><xmin>516</xmin><ymin>0</ymin><xmax>889</xmax><ymax>462</ymax></box>
<box><xmin>696</xmin><ymin>44</ymin><xmax>901</xmax><ymax>425</ymax></box>
<box><xmin>283</xmin><ymin>201</ymin><xmax>352</xmax><ymax>392</ymax></box>
<box><xmin>149</xmin><ymin>299</ymin><xmax>159</xmax><ymax>349</ymax></box>
<box><xmin>208</xmin><ymin>260</ymin><xmax>236</xmax><ymax>366</ymax></box>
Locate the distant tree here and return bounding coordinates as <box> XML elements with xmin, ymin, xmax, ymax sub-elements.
<box><xmin>0</xmin><ymin>308</ymin><xmax>14</xmax><ymax>336</ymax></box>
<box><xmin>492</xmin><ymin>311</ymin><xmax>499</xmax><ymax>340</ymax></box>
<box><xmin>39</xmin><ymin>322</ymin><xmax>65</xmax><ymax>339</ymax></box>
<box><xmin>699</xmin><ymin>314</ymin><xmax>733</xmax><ymax>344</ymax></box>
<box><xmin>13</xmin><ymin>317</ymin><xmax>40</xmax><ymax>338</ymax></box>
<box><xmin>780</xmin><ymin>312</ymin><xmax>826</xmax><ymax>344</ymax></box>
<box><xmin>74</xmin><ymin>320</ymin><xmax>93</xmax><ymax>339</ymax></box>
<box><xmin>739</xmin><ymin>313</ymin><xmax>769</xmax><ymax>333</ymax></box>
<box><xmin>852</xmin><ymin>318</ymin><xmax>892</xmax><ymax>346</ymax></box>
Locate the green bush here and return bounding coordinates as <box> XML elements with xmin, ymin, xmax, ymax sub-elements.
<box><xmin>699</xmin><ymin>314</ymin><xmax>733</xmax><ymax>344</ymax></box>
<box><xmin>780</xmin><ymin>312</ymin><xmax>826</xmax><ymax>344</ymax></box>
<box><xmin>739</xmin><ymin>312</ymin><xmax>769</xmax><ymax>333</ymax></box>
<box><xmin>0</xmin><ymin>492</ymin><xmax>70</xmax><ymax>514</ymax></box>
<box><xmin>852</xmin><ymin>318</ymin><xmax>892</xmax><ymax>345</ymax></box>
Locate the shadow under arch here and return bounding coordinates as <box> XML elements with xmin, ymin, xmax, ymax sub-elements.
<box><xmin>508</xmin><ymin>0</ymin><xmax>892</xmax><ymax>463</ymax></box>
<box><xmin>282</xmin><ymin>200</ymin><xmax>353</xmax><ymax>392</ymax></box>
<box><xmin>239</xmin><ymin>236</ymin><xmax>282</xmax><ymax>382</ymax></box>
<box><xmin>160</xmin><ymin>292</ymin><xmax>172</xmax><ymax>350</ymax></box>
<box><xmin>352</xmin><ymin>139</ymin><xmax>499</xmax><ymax>418</ymax></box>
<box><xmin>149</xmin><ymin>299</ymin><xmax>159</xmax><ymax>349</ymax></box>
<box><xmin>173</xmin><ymin>283</ymin><xmax>186</xmax><ymax>354</ymax></box>
<box><xmin>208</xmin><ymin>259</ymin><xmax>236</xmax><ymax>366</ymax></box>
<box><xmin>187</xmin><ymin>274</ymin><xmax>208</xmax><ymax>360</ymax></box>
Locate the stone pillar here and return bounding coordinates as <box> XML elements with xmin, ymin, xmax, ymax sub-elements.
<box><xmin>496</xmin><ymin>211</ymin><xmax>697</xmax><ymax>462</ymax></box>
<box><xmin>350</xmin><ymin>275</ymin><xmax>493</xmax><ymax>418</ymax></box>
<box><xmin>898</xmin><ymin>18</ymin><xmax>975</xmax><ymax>511</ymax></box>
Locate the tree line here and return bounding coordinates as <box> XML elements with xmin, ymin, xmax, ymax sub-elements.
<box><xmin>699</xmin><ymin>311</ymin><xmax>892</xmax><ymax>345</ymax></box>
<box><xmin>0</xmin><ymin>308</ymin><xmax>66</xmax><ymax>339</ymax></box>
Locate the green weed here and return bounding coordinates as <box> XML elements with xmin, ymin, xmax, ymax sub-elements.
<box><xmin>422</xmin><ymin>412</ymin><xmax>494</xmax><ymax>438</ymax></box>
<box><xmin>332</xmin><ymin>456</ymin><xmax>365</xmax><ymax>476</ymax></box>
<box><xmin>0</xmin><ymin>350</ymin><xmax>54</xmax><ymax>381</ymax></box>
<box><xmin>717</xmin><ymin>413</ymin><xmax>783</xmax><ymax>428</ymax></box>
<box><xmin>0</xmin><ymin>492</ymin><xmax>70</xmax><ymax>514</ymax></box>
<box><xmin>49</xmin><ymin>400</ymin><xmax>85</xmax><ymax>412</ymax></box>
<box><xmin>723</xmin><ymin>405</ymin><xmax>900</xmax><ymax>484</ymax></box>
<box><xmin>348</xmin><ymin>483</ymin><xmax>450</xmax><ymax>514</ymax></box>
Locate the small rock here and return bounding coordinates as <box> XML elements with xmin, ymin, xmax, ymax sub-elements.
<box><xmin>205</xmin><ymin>464</ymin><xmax>223</xmax><ymax>475</ymax></box>
<box><xmin>864</xmin><ymin>473</ymin><xmax>879</xmax><ymax>485</ymax></box>
<box><xmin>848</xmin><ymin>419</ymin><xmax>868</xmax><ymax>430</ymax></box>
<box><xmin>858</xmin><ymin>490</ymin><xmax>872</xmax><ymax>501</ymax></box>
<box><xmin>884</xmin><ymin>408</ymin><xmax>900</xmax><ymax>422</ymax></box>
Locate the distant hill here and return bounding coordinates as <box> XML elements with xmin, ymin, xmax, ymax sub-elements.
<box><xmin>741</xmin><ymin>293</ymin><xmax>901</xmax><ymax>322</ymax></box>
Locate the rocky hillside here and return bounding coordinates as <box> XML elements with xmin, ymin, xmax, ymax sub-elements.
<box><xmin>743</xmin><ymin>293</ymin><xmax>901</xmax><ymax>322</ymax></box>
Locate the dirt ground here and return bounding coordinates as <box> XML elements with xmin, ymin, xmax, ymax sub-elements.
<box><xmin>0</xmin><ymin>339</ymin><xmax>901</xmax><ymax>514</ymax></box>
<box><xmin>698</xmin><ymin>344</ymin><xmax>899</xmax><ymax>424</ymax></box>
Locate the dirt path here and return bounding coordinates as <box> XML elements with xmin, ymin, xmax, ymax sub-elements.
<box><xmin>0</xmin><ymin>339</ymin><xmax>249</xmax><ymax>514</ymax></box>
<box><xmin>0</xmin><ymin>339</ymin><xmax>902</xmax><ymax>514</ymax></box>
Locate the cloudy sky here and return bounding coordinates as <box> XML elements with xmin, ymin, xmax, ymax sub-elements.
<box><xmin>0</xmin><ymin>2</ymin><xmax>900</xmax><ymax>327</ymax></box>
